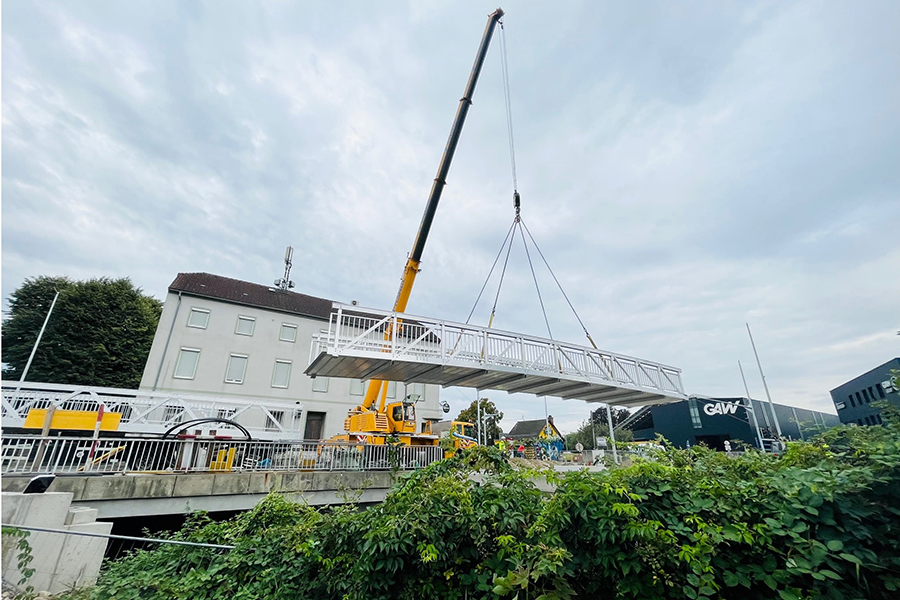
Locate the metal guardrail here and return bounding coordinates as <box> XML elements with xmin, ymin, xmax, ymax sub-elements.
<box><xmin>1</xmin><ymin>524</ymin><xmax>236</xmax><ymax>550</ymax></box>
<box><xmin>0</xmin><ymin>436</ymin><xmax>444</xmax><ymax>476</ymax></box>
<box><xmin>310</xmin><ymin>303</ymin><xmax>685</xmax><ymax>400</ymax></box>
<box><xmin>1</xmin><ymin>381</ymin><xmax>302</xmax><ymax>438</ymax></box>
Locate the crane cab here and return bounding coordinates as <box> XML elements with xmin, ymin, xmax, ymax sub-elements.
<box><xmin>386</xmin><ymin>400</ymin><xmax>418</xmax><ymax>435</ymax></box>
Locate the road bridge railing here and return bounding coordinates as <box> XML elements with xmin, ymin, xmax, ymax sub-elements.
<box><xmin>1</xmin><ymin>435</ymin><xmax>443</xmax><ymax>476</ymax></box>
<box><xmin>2</xmin><ymin>380</ymin><xmax>301</xmax><ymax>438</ymax></box>
<box><xmin>308</xmin><ymin>303</ymin><xmax>686</xmax><ymax>405</ymax></box>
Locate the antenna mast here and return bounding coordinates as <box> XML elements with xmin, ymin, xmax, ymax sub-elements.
<box><xmin>275</xmin><ymin>246</ymin><xmax>295</xmax><ymax>290</ymax></box>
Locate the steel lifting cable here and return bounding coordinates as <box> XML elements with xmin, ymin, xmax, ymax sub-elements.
<box><xmin>464</xmin><ymin>218</ymin><xmax>517</xmax><ymax>324</ymax></box>
<box><xmin>517</xmin><ymin>220</ymin><xmax>553</xmax><ymax>340</ymax></box>
<box><xmin>499</xmin><ymin>21</ymin><xmax>517</xmax><ymax>194</ymax></box>
<box><xmin>468</xmin><ymin>17</ymin><xmax>598</xmax><ymax>348</ymax></box>
<box><xmin>487</xmin><ymin>217</ymin><xmax>518</xmax><ymax>328</ymax></box>
<box><xmin>521</xmin><ymin>220</ymin><xmax>599</xmax><ymax>349</ymax></box>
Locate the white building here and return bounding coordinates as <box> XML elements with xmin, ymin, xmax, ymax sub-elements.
<box><xmin>139</xmin><ymin>273</ymin><xmax>443</xmax><ymax>439</ymax></box>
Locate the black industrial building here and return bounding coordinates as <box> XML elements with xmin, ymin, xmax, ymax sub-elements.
<box><xmin>625</xmin><ymin>397</ymin><xmax>840</xmax><ymax>451</ymax></box>
<box><xmin>829</xmin><ymin>358</ymin><xmax>900</xmax><ymax>427</ymax></box>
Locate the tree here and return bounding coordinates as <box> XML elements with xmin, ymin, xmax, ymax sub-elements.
<box><xmin>589</xmin><ymin>405</ymin><xmax>630</xmax><ymax>428</ymax></box>
<box><xmin>2</xmin><ymin>276</ymin><xmax>162</xmax><ymax>388</ymax></box>
<box><xmin>457</xmin><ymin>398</ymin><xmax>504</xmax><ymax>444</ymax></box>
<box><xmin>564</xmin><ymin>419</ymin><xmax>634</xmax><ymax>450</ymax></box>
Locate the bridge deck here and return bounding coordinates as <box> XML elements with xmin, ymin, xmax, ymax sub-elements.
<box><xmin>306</xmin><ymin>304</ymin><xmax>686</xmax><ymax>407</ymax></box>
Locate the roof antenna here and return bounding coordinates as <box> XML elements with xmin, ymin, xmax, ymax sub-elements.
<box><xmin>275</xmin><ymin>246</ymin><xmax>295</xmax><ymax>290</ymax></box>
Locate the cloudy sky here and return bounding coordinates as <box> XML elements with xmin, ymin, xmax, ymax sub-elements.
<box><xmin>3</xmin><ymin>0</ymin><xmax>898</xmax><ymax>433</ymax></box>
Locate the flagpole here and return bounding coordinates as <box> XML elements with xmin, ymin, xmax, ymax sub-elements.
<box><xmin>746</xmin><ymin>323</ymin><xmax>783</xmax><ymax>438</ymax></box>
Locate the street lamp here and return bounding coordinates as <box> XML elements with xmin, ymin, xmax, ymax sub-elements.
<box><xmin>480</xmin><ymin>412</ymin><xmax>499</xmax><ymax>446</ymax></box>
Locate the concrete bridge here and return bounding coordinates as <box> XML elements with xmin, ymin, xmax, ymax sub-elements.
<box><xmin>1</xmin><ymin>469</ymin><xmax>397</xmax><ymax>518</ymax></box>
<box><xmin>1</xmin><ymin>435</ymin><xmax>441</xmax><ymax>518</ymax></box>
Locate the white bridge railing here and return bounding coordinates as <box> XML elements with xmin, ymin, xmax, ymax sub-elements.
<box><xmin>1</xmin><ymin>435</ymin><xmax>444</xmax><ymax>476</ymax></box>
<box><xmin>2</xmin><ymin>381</ymin><xmax>302</xmax><ymax>438</ymax></box>
<box><xmin>312</xmin><ymin>304</ymin><xmax>685</xmax><ymax>399</ymax></box>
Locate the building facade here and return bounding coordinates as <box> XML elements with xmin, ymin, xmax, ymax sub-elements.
<box><xmin>627</xmin><ymin>397</ymin><xmax>839</xmax><ymax>450</ymax></box>
<box><xmin>139</xmin><ymin>273</ymin><xmax>443</xmax><ymax>439</ymax></box>
<box><xmin>829</xmin><ymin>358</ymin><xmax>900</xmax><ymax>427</ymax></box>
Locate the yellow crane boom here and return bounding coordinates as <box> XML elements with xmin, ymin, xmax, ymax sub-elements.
<box><xmin>360</xmin><ymin>8</ymin><xmax>506</xmax><ymax>413</ymax></box>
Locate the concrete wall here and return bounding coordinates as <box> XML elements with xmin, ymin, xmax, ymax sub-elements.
<box><xmin>2</xmin><ymin>492</ymin><xmax>112</xmax><ymax>594</ymax></box>
<box><xmin>2</xmin><ymin>471</ymin><xmax>398</xmax><ymax>518</ymax></box>
<box><xmin>140</xmin><ymin>291</ymin><xmax>442</xmax><ymax>438</ymax></box>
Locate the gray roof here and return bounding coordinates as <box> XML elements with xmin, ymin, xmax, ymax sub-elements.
<box><xmin>507</xmin><ymin>418</ymin><xmax>561</xmax><ymax>440</ymax></box>
<box><xmin>169</xmin><ymin>272</ymin><xmax>333</xmax><ymax>320</ymax></box>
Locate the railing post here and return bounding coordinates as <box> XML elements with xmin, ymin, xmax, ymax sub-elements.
<box><xmin>335</xmin><ymin>305</ymin><xmax>343</xmax><ymax>350</ymax></box>
<box><xmin>391</xmin><ymin>314</ymin><xmax>399</xmax><ymax>358</ymax></box>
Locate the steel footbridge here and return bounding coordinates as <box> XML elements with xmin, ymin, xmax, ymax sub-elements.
<box><xmin>306</xmin><ymin>304</ymin><xmax>686</xmax><ymax>407</ymax></box>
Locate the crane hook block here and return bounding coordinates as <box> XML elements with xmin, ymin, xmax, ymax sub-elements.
<box><xmin>513</xmin><ymin>191</ymin><xmax>521</xmax><ymax>214</ymax></box>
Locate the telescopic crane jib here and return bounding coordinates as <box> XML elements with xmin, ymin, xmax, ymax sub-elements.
<box><xmin>338</xmin><ymin>8</ymin><xmax>505</xmax><ymax>446</ymax></box>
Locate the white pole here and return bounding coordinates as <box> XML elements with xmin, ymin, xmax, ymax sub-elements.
<box><xmin>739</xmin><ymin>361</ymin><xmax>765</xmax><ymax>452</ymax></box>
<box><xmin>746</xmin><ymin>323</ymin><xmax>783</xmax><ymax>438</ymax></box>
<box><xmin>19</xmin><ymin>290</ymin><xmax>60</xmax><ymax>383</ymax></box>
<box><xmin>476</xmin><ymin>392</ymin><xmax>481</xmax><ymax>446</ymax></box>
<box><xmin>605</xmin><ymin>403</ymin><xmax>619</xmax><ymax>464</ymax></box>
<box><xmin>13</xmin><ymin>290</ymin><xmax>60</xmax><ymax>409</ymax></box>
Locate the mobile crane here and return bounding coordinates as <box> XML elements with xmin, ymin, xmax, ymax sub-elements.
<box><xmin>331</xmin><ymin>8</ymin><xmax>505</xmax><ymax>448</ymax></box>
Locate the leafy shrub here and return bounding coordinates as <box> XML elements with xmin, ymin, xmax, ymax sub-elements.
<box><xmin>85</xmin><ymin>416</ymin><xmax>900</xmax><ymax>600</ymax></box>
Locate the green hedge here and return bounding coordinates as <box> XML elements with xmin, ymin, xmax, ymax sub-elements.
<box><xmin>87</xmin><ymin>413</ymin><xmax>900</xmax><ymax>600</ymax></box>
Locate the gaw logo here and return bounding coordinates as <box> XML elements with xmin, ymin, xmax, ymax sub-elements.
<box><xmin>703</xmin><ymin>402</ymin><xmax>741</xmax><ymax>416</ymax></box>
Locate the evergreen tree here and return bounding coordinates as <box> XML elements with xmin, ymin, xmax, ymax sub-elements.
<box><xmin>2</xmin><ymin>276</ymin><xmax>162</xmax><ymax>388</ymax></box>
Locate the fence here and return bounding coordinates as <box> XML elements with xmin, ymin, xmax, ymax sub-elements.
<box><xmin>1</xmin><ymin>524</ymin><xmax>233</xmax><ymax>594</ymax></box>
<box><xmin>1</xmin><ymin>435</ymin><xmax>445</xmax><ymax>476</ymax></box>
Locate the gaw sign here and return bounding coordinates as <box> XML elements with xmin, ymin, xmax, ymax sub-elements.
<box><xmin>703</xmin><ymin>401</ymin><xmax>741</xmax><ymax>416</ymax></box>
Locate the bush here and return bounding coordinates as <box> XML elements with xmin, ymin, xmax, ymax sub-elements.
<box><xmin>85</xmin><ymin>416</ymin><xmax>900</xmax><ymax>600</ymax></box>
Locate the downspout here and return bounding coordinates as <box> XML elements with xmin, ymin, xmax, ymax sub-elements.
<box><xmin>152</xmin><ymin>292</ymin><xmax>182</xmax><ymax>391</ymax></box>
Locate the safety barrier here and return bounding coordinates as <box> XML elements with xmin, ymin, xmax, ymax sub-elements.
<box><xmin>0</xmin><ymin>435</ymin><xmax>444</xmax><ymax>476</ymax></box>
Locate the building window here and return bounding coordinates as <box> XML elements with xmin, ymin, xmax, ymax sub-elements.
<box><xmin>173</xmin><ymin>348</ymin><xmax>200</xmax><ymax>379</ymax></box>
<box><xmin>164</xmin><ymin>404</ymin><xmax>184</xmax><ymax>424</ymax></box>
<box><xmin>187</xmin><ymin>308</ymin><xmax>210</xmax><ymax>329</ymax></box>
<box><xmin>857</xmin><ymin>419</ymin><xmax>863</xmax><ymax>426</ymax></box>
<box><xmin>280</xmin><ymin>323</ymin><xmax>298</xmax><ymax>343</ymax></box>
<box><xmin>408</xmin><ymin>382</ymin><xmax>425</xmax><ymax>400</ymax></box>
<box><xmin>862</xmin><ymin>389</ymin><xmax>871</xmax><ymax>403</ymax></box>
<box><xmin>266</xmin><ymin>410</ymin><xmax>284</xmax><ymax>431</ymax></box>
<box><xmin>875</xmin><ymin>414</ymin><xmax>883</xmax><ymax>425</ymax></box>
<box><xmin>271</xmin><ymin>360</ymin><xmax>292</xmax><ymax>389</ymax></box>
<box><xmin>848</xmin><ymin>394</ymin><xmax>855</xmax><ymax>407</ymax></box>
<box><xmin>235</xmin><ymin>316</ymin><xmax>256</xmax><ymax>336</ymax></box>
<box><xmin>877</xmin><ymin>385</ymin><xmax>886</xmax><ymax>399</ymax></box>
<box><xmin>856</xmin><ymin>392</ymin><xmax>863</xmax><ymax>405</ymax></box>
<box><xmin>312</xmin><ymin>377</ymin><xmax>329</xmax><ymax>393</ymax></box>
<box><xmin>217</xmin><ymin>408</ymin><xmax>236</xmax><ymax>421</ymax></box>
<box><xmin>387</xmin><ymin>381</ymin><xmax>397</xmax><ymax>399</ymax></box>
<box><xmin>688</xmin><ymin>398</ymin><xmax>702</xmax><ymax>429</ymax></box>
<box><xmin>225</xmin><ymin>354</ymin><xmax>248</xmax><ymax>384</ymax></box>
<box><xmin>350</xmin><ymin>379</ymin><xmax>365</xmax><ymax>396</ymax></box>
